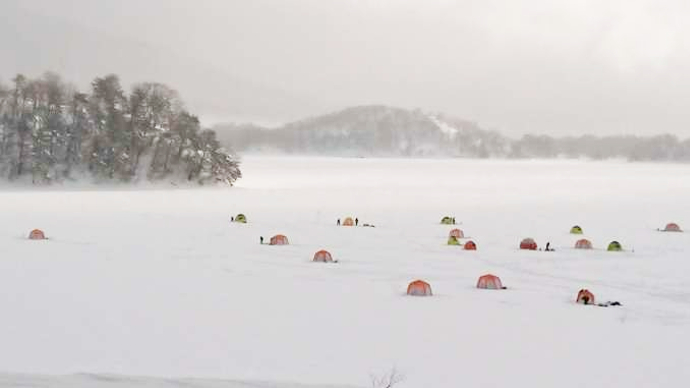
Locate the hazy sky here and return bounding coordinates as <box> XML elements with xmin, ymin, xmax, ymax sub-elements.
<box><xmin>4</xmin><ymin>0</ymin><xmax>690</xmax><ymax>136</ymax></box>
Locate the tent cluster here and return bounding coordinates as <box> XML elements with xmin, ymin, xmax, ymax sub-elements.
<box><xmin>447</xmin><ymin>228</ymin><xmax>477</xmax><ymax>250</ymax></box>
<box><xmin>407</xmin><ymin>274</ymin><xmax>506</xmax><ymax>296</ymax></box>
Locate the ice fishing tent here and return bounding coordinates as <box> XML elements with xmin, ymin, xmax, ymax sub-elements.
<box><xmin>607</xmin><ymin>241</ymin><xmax>623</xmax><ymax>251</ymax></box>
<box><xmin>520</xmin><ymin>238</ymin><xmax>538</xmax><ymax>250</ymax></box>
<box><xmin>440</xmin><ymin>216</ymin><xmax>454</xmax><ymax>225</ymax></box>
<box><xmin>476</xmin><ymin>274</ymin><xmax>505</xmax><ymax>289</ymax></box>
<box><xmin>269</xmin><ymin>234</ymin><xmax>289</xmax><ymax>245</ymax></box>
<box><xmin>464</xmin><ymin>240</ymin><xmax>477</xmax><ymax>250</ymax></box>
<box><xmin>663</xmin><ymin>223</ymin><xmax>682</xmax><ymax>232</ymax></box>
<box><xmin>313</xmin><ymin>249</ymin><xmax>334</xmax><ymax>263</ymax></box>
<box><xmin>28</xmin><ymin>229</ymin><xmax>46</xmax><ymax>240</ymax></box>
<box><xmin>407</xmin><ymin>280</ymin><xmax>432</xmax><ymax>296</ymax></box>
<box><xmin>576</xmin><ymin>289</ymin><xmax>595</xmax><ymax>305</ymax></box>
<box><xmin>574</xmin><ymin>239</ymin><xmax>593</xmax><ymax>249</ymax></box>
<box><xmin>342</xmin><ymin>217</ymin><xmax>354</xmax><ymax>226</ymax></box>
<box><xmin>234</xmin><ymin>214</ymin><xmax>247</xmax><ymax>223</ymax></box>
<box><xmin>449</xmin><ymin>229</ymin><xmax>464</xmax><ymax>238</ymax></box>
<box><xmin>570</xmin><ymin>225</ymin><xmax>583</xmax><ymax>234</ymax></box>
<box><xmin>447</xmin><ymin>236</ymin><xmax>461</xmax><ymax>245</ymax></box>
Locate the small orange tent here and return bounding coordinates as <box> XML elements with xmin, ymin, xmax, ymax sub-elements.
<box><xmin>449</xmin><ymin>229</ymin><xmax>464</xmax><ymax>238</ymax></box>
<box><xmin>28</xmin><ymin>229</ymin><xmax>46</xmax><ymax>240</ymax></box>
<box><xmin>520</xmin><ymin>238</ymin><xmax>538</xmax><ymax>250</ymax></box>
<box><xmin>476</xmin><ymin>274</ymin><xmax>505</xmax><ymax>289</ymax></box>
<box><xmin>342</xmin><ymin>217</ymin><xmax>354</xmax><ymax>226</ymax></box>
<box><xmin>313</xmin><ymin>249</ymin><xmax>334</xmax><ymax>263</ymax></box>
<box><xmin>407</xmin><ymin>280</ymin><xmax>432</xmax><ymax>296</ymax></box>
<box><xmin>464</xmin><ymin>240</ymin><xmax>477</xmax><ymax>250</ymax></box>
<box><xmin>664</xmin><ymin>223</ymin><xmax>682</xmax><ymax>232</ymax></box>
<box><xmin>269</xmin><ymin>234</ymin><xmax>289</xmax><ymax>245</ymax></box>
<box><xmin>574</xmin><ymin>239</ymin><xmax>593</xmax><ymax>249</ymax></box>
<box><xmin>576</xmin><ymin>289</ymin><xmax>595</xmax><ymax>305</ymax></box>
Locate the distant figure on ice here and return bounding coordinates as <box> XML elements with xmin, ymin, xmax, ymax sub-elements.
<box><xmin>452</xmin><ymin>217</ymin><xmax>456</xmax><ymax>224</ymax></box>
<box><xmin>545</xmin><ymin>242</ymin><xmax>554</xmax><ymax>252</ymax></box>
<box><xmin>355</xmin><ymin>218</ymin><xmax>359</xmax><ymax>226</ymax></box>
<box><xmin>337</xmin><ymin>219</ymin><xmax>340</xmax><ymax>226</ymax></box>
<box><xmin>260</xmin><ymin>236</ymin><xmax>264</xmax><ymax>244</ymax></box>
<box><xmin>231</xmin><ymin>216</ymin><xmax>234</xmax><ymax>222</ymax></box>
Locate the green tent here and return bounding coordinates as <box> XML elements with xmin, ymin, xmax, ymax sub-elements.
<box><xmin>447</xmin><ymin>236</ymin><xmax>461</xmax><ymax>245</ymax></box>
<box><xmin>441</xmin><ymin>216</ymin><xmax>455</xmax><ymax>225</ymax></box>
<box><xmin>570</xmin><ymin>225</ymin><xmax>583</xmax><ymax>234</ymax></box>
<box><xmin>607</xmin><ymin>241</ymin><xmax>622</xmax><ymax>251</ymax></box>
<box><xmin>234</xmin><ymin>214</ymin><xmax>247</xmax><ymax>223</ymax></box>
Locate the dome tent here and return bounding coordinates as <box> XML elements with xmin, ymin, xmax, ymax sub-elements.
<box><xmin>447</xmin><ymin>236</ymin><xmax>461</xmax><ymax>245</ymax></box>
<box><xmin>464</xmin><ymin>240</ymin><xmax>477</xmax><ymax>250</ymax></box>
<box><xmin>407</xmin><ymin>280</ymin><xmax>432</xmax><ymax>296</ymax></box>
<box><xmin>663</xmin><ymin>223</ymin><xmax>682</xmax><ymax>232</ymax></box>
<box><xmin>342</xmin><ymin>217</ymin><xmax>354</xmax><ymax>226</ymax></box>
<box><xmin>520</xmin><ymin>238</ymin><xmax>538</xmax><ymax>250</ymax></box>
<box><xmin>576</xmin><ymin>289</ymin><xmax>595</xmax><ymax>305</ymax></box>
<box><xmin>476</xmin><ymin>274</ymin><xmax>505</xmax><ymax>290</ymax></box>
<box><xmin>607</xmin><ymin>241</ymin><xmax>623</xmax><ymax>251</ymax></box>
<box><xmin>313</xmin><ymin>250</ymin><xmax>334</xmax><ymax>263</ymax></box>
<box><xmin>234</xmin><ymin>214</ymin><xmax>247</xmax><ymax>223</ymax></box>
<box><xmin>570</xmin><ymin>225</ymin><xmax>583</xmax><ymax>234</ymax></box>
<box><xmin>28</xmin><ymin>229</ymin><xmax>46</xmax><ymax>240</ymax></box>
<box><xmin>449</xmin><ymin>229</ymin><xmax>464</xmax><ymax>238</ymax></box>
<box><xmin>269</xmin><ymin>235</ymin><xmax>289</xmax><ymax>245</ymax></box>
<box><xmin>440</xmin><ymin>216</ymin><xmax>455</xmax><ymax>225</ymax></box>
<box><xmin>574</xmin><ymin>239</ymin><xmax>593</xmax><ymax>249</ymax></box>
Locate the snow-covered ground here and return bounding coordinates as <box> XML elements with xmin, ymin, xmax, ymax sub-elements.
<box><xmin>1</xmin><ymin>156</ymin><xmax>689</xmax><ymax>388</ymax></box>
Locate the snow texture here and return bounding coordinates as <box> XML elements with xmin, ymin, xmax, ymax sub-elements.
<box><xmin>1</xmin><ymin>156</ymin><xmax>689</xmax><ymax>388</ymax></box>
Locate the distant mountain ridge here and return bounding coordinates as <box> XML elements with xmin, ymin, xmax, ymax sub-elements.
<box><xmin>214</xmin><ymin>105</ymin><xmax>508</xmax><ymax>157</ymax></box>
<box><xmin>214</xmin><ymin>105</ymin><xmax>690</xmax><ymax>162</ymax></box>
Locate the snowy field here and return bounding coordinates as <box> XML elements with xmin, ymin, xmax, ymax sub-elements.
<box><xmin>1</xmin><ymin>156</ymin><xmax>689</xmax><ymax>388</ymax></box>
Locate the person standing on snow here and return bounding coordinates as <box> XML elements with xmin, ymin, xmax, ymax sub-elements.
<box><xmin>260</xmin><ymin>236</ymin><xmax>264</xmax><ymax>244</ymax></box>
<box><xmin>355</xmin><ymin>218</ymin><xmax>359</xmax><ymax>226</ymax></box>
<box><xmin>337</xmin><ymin>219</ymin><xmax>340</xmax><ymax>226</ymax></box>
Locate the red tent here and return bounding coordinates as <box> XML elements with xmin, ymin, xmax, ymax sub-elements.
<box><xmin>520</xmin><ymin>238</ymin><xmax>538</xmax><ymax>250</ymax></box>
<box><xmin>407</xmin><ymin>280</ymin><xmax>432</xmax><ymax>296</ymax></box>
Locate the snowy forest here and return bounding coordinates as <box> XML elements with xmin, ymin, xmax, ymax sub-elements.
<box><xmin>215</xmin><ymin>105</ymin><xmax>690</xmax><ymax>162</ymax></box>
<box><xmin>0</xmin><ymin>72</ymin><xmax>241</xmax><ymax>184</ymax></box>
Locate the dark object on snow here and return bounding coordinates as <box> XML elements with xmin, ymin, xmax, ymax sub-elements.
<box><xmin>355</xmin><ymin>218</ymin><xmax>359</xmax><ymax>226</ymax></box>
<box><xmin>362</xmin><ymin>223</ymin><xmax>375</xmax><ymax>227</ymax></box>
<box><xmin>598</xmin><ymin>301</ymin><xmax>623</xmax><ymax>307</ymax></box>
<box><xmin>545</xmin><ymin>242</ymin><xmax>555</xmax><ymax>252</ymax></box>
<box><xmin>260</xmin><ymin>236</ymin><xmax>264</xmax><ymax>244</ymax></box>
<box><xmin>337</xmin><ymin>219</ymin><xmax>340</xmax><ymax>226</ymax></box>
<box><xmin>231</xmin><ymin>216</ymin><xmax>234</xmax><ymax>222</ymax></box>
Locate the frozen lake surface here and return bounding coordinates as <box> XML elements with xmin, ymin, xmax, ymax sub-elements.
<box><xmin>1</xmin><ymin>157</ymin><xmax>689</xmax><ymax>387</ymax></box>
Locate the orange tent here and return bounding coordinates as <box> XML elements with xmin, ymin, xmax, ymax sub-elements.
<box><xmin>664</xmin><ymin>223</ymin><xmax>682</xmax><ymax>232</ymax></box>
<box><xmin>28</xmin><ymin>229</ymin><xmax>46</xmax><ymax>240</ymax></box>
<box><xmin>476</xmin><ymin>274</ymin><xmax>505</xmax><ymax>289</ymax></box>
<box><xmin>520</xmin><ymin>238</ymin><xmax>538</xmax><ymax>250</ymax></box>
<box><xmin>449</xmin><ymin>229</ymin><xmax>464</xmax><ymax>238</ymax></box>
<box><xmin>407</xmin><ymin>280</ymin><xmax>432</xmax><ymax>296</ymax></box>
<box><xmin>269</xmin><ymin>234</ymin><xmax>289</xmax><ymax>245</ymax></box>
<box><xmin>464</xmin><ymin>240</ymin><xmax>477</xmax><ymax>250</ymax></box>
<box><xmin>342</xmin><ymin>217</ymin><xmax>354</xmax><ymax>226</ymax></box>
<box><xmin>574</xmin><ymin>239</ymin><xmax>593</xmax><ymax>249</ymax></box>
<box><xmin>576</xmin><ymin>289</ymin><xmax>595</xmax><ymax>305</ymax></box>
<box><xmin>313</xmin><ymin>249</ymin><xmax>334</xmax><ymax>263</ymax></box>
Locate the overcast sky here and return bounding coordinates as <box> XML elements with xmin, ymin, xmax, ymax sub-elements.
<box><xmin>4</xmin><ymin>0</ymin><xmax>690</xmax><ymax>136</ymax></box>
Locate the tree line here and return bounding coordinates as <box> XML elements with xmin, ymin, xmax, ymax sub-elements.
<box><xmin>0</xmin><ymin>72</ymin><xmax>241</xmax><ymax>184</ymax></box>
